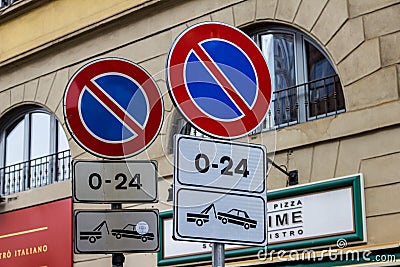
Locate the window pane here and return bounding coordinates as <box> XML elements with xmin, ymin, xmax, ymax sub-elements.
<box><xmin>305</xmin><ymin>40</ymin><xmax>335</xmax><ymax>81</ymax></box>
<box><xmin>5</xmin><ymin>119</ymin><xmax>24</xmax><ymax>166</ymax></box>
<box><xmin>30</xmin><ymin>113</ymin><xmax>51</xmax><ymax>159</ymax></box>
<box><xmin>57</xmin><ymin>122</ymin><xmax>69</xmax><ymax>152</ymax></box>
<box><xmin>305</xmin><ymin>41</ymin><xmax>345</xmax><ymax>117</ymax></box>
<box><xmin>261</xmin><ymin>33</ymin><xmax>297</xmax><ymax>126</ymax></box>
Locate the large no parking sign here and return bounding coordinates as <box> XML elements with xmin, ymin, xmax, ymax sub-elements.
<box><xmin>64</xmin><ymin>58</ymin><xmax>163</xmax><ymax>159</ymax></box>
<box><xmin>167</xmin><ymin>22</ymin><xmax>271</xmax><ymax>139</ymax></box>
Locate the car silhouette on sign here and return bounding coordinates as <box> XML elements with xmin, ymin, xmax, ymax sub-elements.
<box><xmin>111</xmin><ymin>224</ymin><xmax>154</xmax><ymax>242</ymax></box>
<box><xmin>217</xmin><ymin>208</ymin><xmax>257</xmax><ymax>230</ymax></box>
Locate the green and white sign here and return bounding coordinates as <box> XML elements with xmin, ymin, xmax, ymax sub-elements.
<box><xmin>268</xmin><ymin>186</ymin><xmax>356</xmax><ymax>244</ymax></box>
<box><xmin>158</xmin><ymin>174</ymin><xmax>366</xmax><ymax>266</ymax></box>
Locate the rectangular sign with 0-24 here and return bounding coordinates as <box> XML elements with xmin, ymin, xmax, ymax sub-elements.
<box><xmin>73</xmin><ymin>160</ymin><xmax>158</xmax><ymax>203</ymax></box>
<box><xmin>175</xmin><ymin>135</ymin><xmax>266</xmax><ymax>193</ymax></box>
<box><xmin>173</xmin><ymin>135</ymin><xmax>267</xmax><ymax>246</ymax></box>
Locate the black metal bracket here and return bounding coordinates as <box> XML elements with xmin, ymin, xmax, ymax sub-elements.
<box><xmin>288</xmin><ymin>170</ymin><xmax>299</xmax><ymax>186</ymax></box>
<box><xmin>112</xmin><ymin>253</ymin><xmax>125</xmax><ymax>266</ymax></box>
<box><xmin>167</xmin><ymin>184</ymin><xmax>173</xmax><ymax>202</ymax></box>
<box><xmin>267</xmin><ymin>158</ymin><xmax>298</xmax><ymax>186</ymax></box>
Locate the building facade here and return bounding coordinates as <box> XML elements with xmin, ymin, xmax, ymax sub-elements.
<box><xmin>0</xmin><ymin>0</ymin><xmax>399</xmax><ymax>266</ymax></box>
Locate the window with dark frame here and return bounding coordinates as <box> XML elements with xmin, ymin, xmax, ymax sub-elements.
<box><xmin>169</xmin><ymin>24</ymin><xmax>346</xmax><ymax>149</ymax></box>
<box><xmin>251</xmin><ymin>24</ymin><xmax>345</xmax><ymax>132</ymax></box>
<box><xmin>0</xmin><ymin>105</ymin><xmax>71</xmax><ymax>195</ymax></box>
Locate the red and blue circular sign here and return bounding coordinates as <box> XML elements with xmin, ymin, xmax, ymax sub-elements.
<box><xmin>167</xmin><ymin>22</ymin><xmax>271</xmax><ymax>139</ymax></box>
<box><xmin>63</xmin><ymin>58</ymin><xmax>163</xmax><ymax>159</ymax></box>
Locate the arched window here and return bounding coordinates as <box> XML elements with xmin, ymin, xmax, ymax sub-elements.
<box><xmin>168</xmin><ymin>23</ymin><xmax>346</xmax><ymax>151</ymax></box>
<box><xmin>0</xmin><ymin>105</ymin><xmax>71</xmax><ymax>195</ymax></box>
<box><xmin>249</xmin><ymin>24</ymin><xmax>345</xmax><ymax>131</ymax></box>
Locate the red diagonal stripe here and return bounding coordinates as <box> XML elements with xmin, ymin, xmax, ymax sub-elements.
<box><xmin>84</xmin><ymin>81</ymin><xmax>144</xmax><ymax>137</ymax></box>
<box><xmin>192</xmin><ymin>44</ymin><xmax>252</xmax><ymax>115</ymax></box>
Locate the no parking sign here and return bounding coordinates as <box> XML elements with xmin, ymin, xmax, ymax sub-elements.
<box><xmin>64</xmin><ymin>58</ymin><xmax>163</xmax><ymax>159</ymax></box>
<box><xmin>167</xmin><ymin>22</ymin><xmax>272</xmax><ymax>139</ymax></box>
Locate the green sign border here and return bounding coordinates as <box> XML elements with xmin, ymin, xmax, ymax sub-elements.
<box><xmin>158</xmin><ymin>174</ymin><xmax>365</xmax><ymax>266</ymax></box>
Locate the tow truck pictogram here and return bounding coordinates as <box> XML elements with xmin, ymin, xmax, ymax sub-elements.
<box><xmin>186</xmin><ymin>204</ymin><xmax>217</xmax><ymax>227</ymax></box>
<box><xmin>79</xmin><ymin>220</ymin><xmax>110</xmax><ymax>243</ymax></box>
<box><xmin>186</xmin><ymin>204</ymin><xmax>257</xmax><ymax>229</ymax></box>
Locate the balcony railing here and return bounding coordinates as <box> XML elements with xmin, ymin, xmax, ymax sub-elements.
<box><xmin>0</xmin><ymin>150</ymin><xmax>71</xmax><ymax>196</ymax></box>
<box><xmin>0</xmin><ymin>0</ymin><xmax>14</xmax><ymax>9</ymax></box>
<box><xmin>177</xmin><ymin>74</ymin><xmax>345</xmax><ymax>138</ymax></box>
<box><xmin>251</xmin><ymin>74</ymin><xmax>345</xmax><ymax>134</ymax></box>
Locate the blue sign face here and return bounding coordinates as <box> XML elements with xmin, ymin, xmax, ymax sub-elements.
<box><xmin>167</xmin><ymin>22</ymin><xmax>271</xmax><ymax>139</ymax></box>
<box><xmin>185</xmin><ymin>40</ymin><xmax>258</xmax><ymax>121</ymax></box>
<box><xmin>80</xmin><ymin>73</ymin><xmax>148</xmax><ymax>142</ymax></box>
<box><xmin>64</xmin><ymin>58</ymin><xmax>164</xmax><ymax>159</ymax></box>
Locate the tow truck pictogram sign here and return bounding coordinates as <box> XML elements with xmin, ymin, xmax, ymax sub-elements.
<box><xmin>79</xmin><ymin>220</ymin><xmax>155</xmax><ymax>244</ymax></box>
<box><xmin>74</xmin><ymin>210</ymin><xmax>159</xmax><ymax>253</ymax></box>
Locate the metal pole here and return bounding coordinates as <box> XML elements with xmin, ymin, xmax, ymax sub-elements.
<box><xmin>212</xmin><ymin>243</ymin><xmax>225</xmax><ymax>267</ymax></box>
<box><xmin>111</xmin><ymin>203</ymin><xmax>125</xmax><ymax>267</ymax></box>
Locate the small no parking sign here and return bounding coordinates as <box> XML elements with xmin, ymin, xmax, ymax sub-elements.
<box><xmin>167</xmin><ymin>22</ymin><xmax>272</xmax><ymax>139</ymax></box>
<box><xmin>64</xmin><ymin>57</ymin><xmax>163</xmax><ymax>159</ymax></box>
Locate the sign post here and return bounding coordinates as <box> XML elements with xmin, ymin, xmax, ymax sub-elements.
<box><xmin>64</xmin><ymin>57</ymin><xmax>164</xmax><ymax>267</ymax></box>
<box><xmin>173</xmin><ymin>135</ymin><xmax>267</xmax><ymax>246</ymax></box>
<box><xmin>212</xmin><ymin>243</ymin><xmax>224</xmax><ymax>267</ymax></box>
<box><xmin>112</xmin><ymin>203</ymin><xmax>125</xmax><ymax>267</ymax></box>
<box><xmin>167</xmin><ymin>22</ymin><xmax>272</xmax><ymax>267</ymax></box>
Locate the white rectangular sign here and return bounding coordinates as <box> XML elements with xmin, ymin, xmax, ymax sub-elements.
<box><xmin>267</xmin><ymin>187</ymin><xmax>354</xmax><ymax>244</ymax></box>
<box><xmin>74</xmin><ymin>210</ymin><xmax>159</xmax><ymax>253</ymax></box>
<box><xmin>176</xmin><ymin>189</ymin><xmax>266</xmax><ymax>245</ymax></box>
<box><xmin>173</xmin><ymin>135</ymin><xmax>267</xmax><ymax>246</ymax></box>
<box><xmin>73</xmin><ymin>160</ymin><xmax>158</xmax><ymax>203</ymax></box>
<box><xmin>176</xmin><ymin>135</ymin><xmax>266</xmax><ymax>193</ymax></box>
<box><xmin>160</xmin><ymin>174</ymin><xmax>366</xmax><ymax>265</ymax></box>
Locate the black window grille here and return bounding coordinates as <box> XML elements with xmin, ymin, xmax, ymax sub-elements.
<box><xmin>1</xmin><ymin>0</ymin><xmax>14</xmax><ymax>9</ymax></box>
<box><xmin>0</xmin><ymin>150</ymin><xmax>71</xmax><ymax>195</ymax></box>
<box><xmin>252</xmin><ymin>74</ymin><xmax>345</xmax><ymax>133</ymax></box>
<box><xmin>174</xmin><ymin>74</ymin><xmax>344</xmax><ymax>138</ymax></box>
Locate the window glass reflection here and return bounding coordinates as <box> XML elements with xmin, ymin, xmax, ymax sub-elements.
<box><xmin>57</xmin><ymin>122</ymin><xmax>69</xmax><ymax>152</ymax></box>
<box><xmin>5</xmin><ymin>119</ymin><xmax>24</xmax><ymax>166</ymax></box>
<box><xmin>305</xmin><ymin>40</ymin><xmax>335</xmax><ymax>81</ymax></box>
<box><xmin>30</xmin><ymin>113</ymin><xmax>51</xmax><ymax>159</ymax></box>
<box><xmin>305</xmin><ymin>40</ymin><xmax>345</xmax><ymax>117</ymax></box>
<box><xmin>261</xmin><ymin>33</ymin><xmax>297</xmax><ymax>126</ymax></box>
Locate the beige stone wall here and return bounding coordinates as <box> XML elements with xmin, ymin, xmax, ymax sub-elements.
<box><xmin>0</xmin><ymin>0</ymin><xmax>399</xmax><ymax>266</ymax></box>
